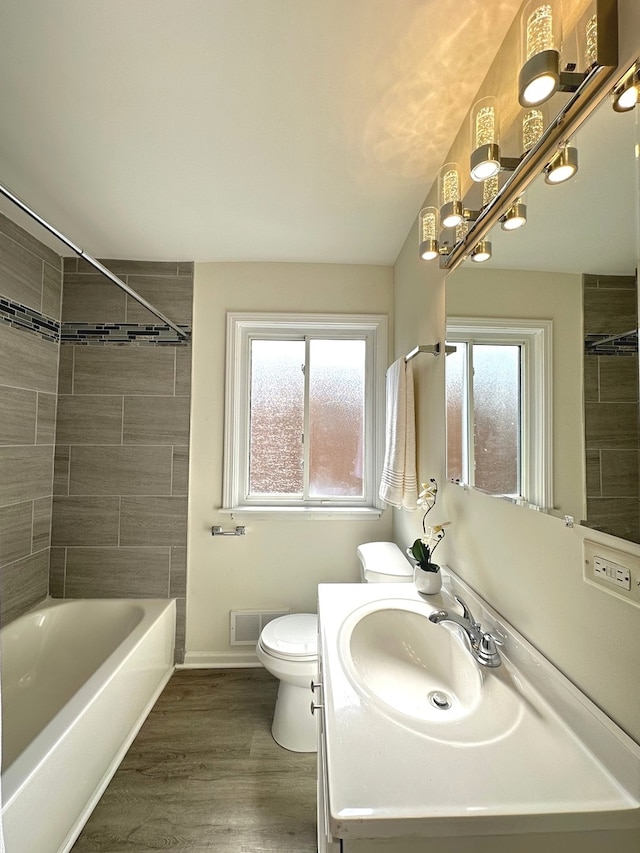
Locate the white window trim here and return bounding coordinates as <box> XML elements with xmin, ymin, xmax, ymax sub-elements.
<box><xmin>222</xmin><ymin>312</ymin><xmax>388</xmax><ymax>519</ymax></box>
<box><xmin>446</xmin><ymin>317</ymin><xmax>553</xmax><ymax>510</ymax></box>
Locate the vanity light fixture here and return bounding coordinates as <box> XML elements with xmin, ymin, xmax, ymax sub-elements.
<box><xmin>518</xmin><ymin>1</ymin><xmax>585</xmax><ymax>107</ymax></box>
<box><xmin>470</xmin><ymin>240</ymin><xmax>492</xmax><ymax>263</ymax></box>
<box><xmin>522</xmin><ymin>107</ymin><xmax>546</xmax><ymax>152</ymax></box>
<box><xmin>470</xmin><ymin>96</ymin><xmax>521</xmax><ymax>182</ymax></box>
<box><xmin>612</xmin><ymin>65</ymin><xmax>639</xmax><ymax>112</ymax></box>
<box><xmin>500</xmin><ymin>199</ymin><xmax>528</xmax><ymax>230</ymax></box>
<box><xmin>544</xmin><ymin>144</ymin><xmax>578</xmax><ymax>183</ymax></box>
<box><xmin>418</xmin><ymin>207</ymin><xmax>440</xmax><ymax>260</ymax></box>
<box><xmin>439</xmin><ymin>162</ymin><xmax>464</xmax><ymax>228</ymax></box>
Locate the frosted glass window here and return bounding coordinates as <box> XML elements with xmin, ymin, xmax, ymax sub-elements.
<box><xmin>446</xmin><ymin>318</ymin><xmax>551</xmax><ymax>509</ymax></box>
<box><xmin>473</xmin><ymin>344</ymin><xmax>520</xmax><ymax>495</ymax></box>
<box><xmin>249</xmin><ymin>340</ymin><xmax>305</xmax><ymax>495</ymax></box>
<box><xmin>445</xmin><ymin>343</ymin><xmax>466</xmax><ymax>483</ymax></box>
<box><xmin>446</xmin><ymin>337</ymin><xmax>522</xmax><ymax>497</ymax></box>
<box><xmin>223</xmin><ymin>313</ymin><xmax>387</xmax><ymax>513</ymax></box>
<box><xmin>308</xmin><ymin>339</ymin><xmax>366</xmax><ymax>497</ymax></box>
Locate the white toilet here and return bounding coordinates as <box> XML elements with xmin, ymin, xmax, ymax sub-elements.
<box><xmin>256</xmin><ymin>541</ymin><xmax>413</xmax><ymax>752</ymax></box>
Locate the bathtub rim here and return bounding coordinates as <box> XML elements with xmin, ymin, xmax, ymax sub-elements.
<box><xmin>1</xmin><ymin>596</ymin><xmax>176</xmax><ymax>809</ymax></box>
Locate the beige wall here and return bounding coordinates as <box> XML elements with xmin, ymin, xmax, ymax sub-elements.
<box><xmin>186</xmin><ymin>262</ymin><xmax>394</xmax><ymax>665</ymax></box>
<box><xmin>446</xmin><ymin>266</ymin><xmax>584</xmax><ymax>520</ymax></box>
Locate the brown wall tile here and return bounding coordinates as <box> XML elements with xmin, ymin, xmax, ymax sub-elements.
<box><xmin>600</xmin><ymin>449</ymin><xmax>640</xmax><ymax>497</ymax></box>
<box><xmin>175</xmin><ymin>347</ymin><xmax>192</xmax><ymax>396</ymax></box>
<box><xmin>123</xmin><ymin>396</ymin><xmax>189</xmax><ymax>445</ymax></box>
<box><xmin>0</xmin><ymin>322</ymin><xmax>59</xmax><ymax>393</ymax></box>
<box><xmin>125</xmin><ymin>276</ymin><xmax>193</xmax><ymax>325</ymax></box>
<box><xmin>52</xmin><ymin>495</ymin><xmax>120</xmax><ymax>546</ymax></box>
<box><xmin>585</xmin><ymin>497</ymin><xmax>640</xmax><ymax>544</ymax></box>
<box><xmin>57</xmin><ymin>345</ymin><xmax>73</xmax><ymax>395</ymax></box>
<box><xmin>56</xmin><ymin>395</ymin><xmax>124</xmax><ymax>445</ymax></box>
<box><xmin>171</xmin><ymin>446</ymin><xmax>189</xmax><ymax>495</ymax></box>
<box><xmin>64</xmin><ymin>546</ymin><xmax>170</xmax><ymax>598</ymax></box>
<box><xmin>0</xmin><ymin>212</ymin><xmax>61</xmax><ymax>269</ymax></box>
<box><xmin>583</xmin><ymin>289</ymin><xmax>637</xmax><ymax>336</ymax></box>
<box><xmin>32</xmin><ymin>496</ymin><xmax>52</xmax><ymax>551</ymax></box>
<box><xmin>49</xmin><ymin>547</ymin><xmax>66</xmax><ymax>597</ymax></box>
<box><xmin>0</xmin><ymin>550</ymin><xmax>49</xmax><ymax>625</ymax></box>
<box><xmin>585</xmin><ymin>402</ymin><xmax>639</xmax><ymax>450</ymax></box>
<box><xmin>170</xmin><ymin>547</ymin><xmax>186</xmax><ymax>597</ymax></box>
<box><xmin>61</xmin><ymin>275</ymin><xmax>127</xmax><ymax>323</ymax></box>
<box><xmin>0</xmin><ymin>230</ymin><xmax>44</xmax><ymax>310</ymax></box>
<box><xmin>120</xmin><ymin>496</ymin><xmax>188</xmax><ymax>546</ymax></box>
<box><xmin>599</xmin><ymin>357</ymin><xmax>639</xmax><ymax>403</ymax></box>
<box><xmin>0</xmin><ymin>445</ymin><xmax>54</xmax><ymax>507</ymax></box>
<box><xmin>53</xmin><ymin>445</ymin><xmax>70</xmax><ymax>495</ymax></box>
<box><xmin>0</xmin><ymin>386</ymin><xmax>37</xmax><ymax>444</ymax></box>
<box><xmin>0</xmin><ymin>502</ymin><xmax>33</xmax><ymax>567</ymax></box>
<box><xmin>583</xmin><ymin>356</ymin><xmax>598</xmax><ymax>403</ymax></box>
<box><xmin>76</xmin><ymin>259</ymin><xmax>180</xmax><ymax>277</ymax></box>
<box><xmin>72</xmin><ymin>346</ymin><xmax>176</xmax><ymax>395</ymax></box>
<box><xmin>36</xmin><ymin>392</ymin><xmax>57</xmax><ymax>444</ymax></box>
<box><xmin>42</xmin><ymin>262</ymin><xmax>62</xmax><ymax>321</ymax></box>
<box><xmin>68</xmin><ymin>446</ymin><xmax>173</xmax><ymax>495</ymax></box>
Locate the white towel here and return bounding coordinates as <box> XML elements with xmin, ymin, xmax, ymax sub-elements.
<box><xmin>379</xmin><ymin>357</ymin><xmax>418</xmax><ymax>510</ymax></box>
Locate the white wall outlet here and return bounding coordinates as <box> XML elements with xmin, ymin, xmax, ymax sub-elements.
<box><xmin>583</xmin><ymin>540</ymin><xmax>640</xmax><ymax>608</ymax></box>
<box><xmin>593</xmin><ymin>556</ymin><xmax>631</xmax><ymax>590</ymax></box>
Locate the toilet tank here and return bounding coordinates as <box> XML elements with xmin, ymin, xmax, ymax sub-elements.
<box><xmin>356</xmin><ymin>541</ymin><xmax>413</xmax><ymax>583</ymax></box>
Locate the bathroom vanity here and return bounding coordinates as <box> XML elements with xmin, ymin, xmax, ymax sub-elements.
<box><xmin>315</xmin><ymin>570</ymin><xmax>640</xmax><ymax>852</ymax></box>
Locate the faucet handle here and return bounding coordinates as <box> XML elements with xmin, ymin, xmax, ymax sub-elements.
<box><xmin>477</xmin><ymin>631</ymin><xmax>501</xmax><ymax>667</ymax></box>
<box><xmin>454</xmin><ymin>595</ymin><xmax>481</xmax><ymax>630</ymax></box>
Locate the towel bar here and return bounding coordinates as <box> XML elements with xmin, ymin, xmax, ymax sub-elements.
<box><xmin>211</xmin><ymin>525</ymin><xmax>246</xmax><ymax>536</ymax></box>
<box><xmin>404</xmin><ymin>343</ymin><xmax>457</xmax><ymax>361</ymax></box>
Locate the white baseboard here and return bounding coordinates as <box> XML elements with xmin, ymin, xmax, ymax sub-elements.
<box><xmin>180</xmin><ymin>650</ymin><xmax>261</xmax><ymax>669</ymax></box>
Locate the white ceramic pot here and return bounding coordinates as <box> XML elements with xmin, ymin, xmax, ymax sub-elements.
<box><xmin>413</xmin><ymin>565</ymin><xmax>442</xmax><ymax>594</ymax></box>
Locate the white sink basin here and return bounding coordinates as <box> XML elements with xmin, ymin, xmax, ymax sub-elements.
<box><xmin>344</xmin><ymin>603</ymin><xmax>481</xmax><ymax>721</ymax></box>
<box><xmin>339</xmin><ymin>598</ymin><xmax>521</xmax><ymax>743</ymax></box>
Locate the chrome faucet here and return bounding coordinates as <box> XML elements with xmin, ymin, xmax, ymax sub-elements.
<box><xmin>428</xmin><ymin>595</ymin><xmax>501</xmax><ymax>668</ymax></box>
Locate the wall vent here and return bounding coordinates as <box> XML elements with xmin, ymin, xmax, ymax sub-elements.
<box><xmin>230</xmin><ymin>609</ymin><xmax>290</xmax><ymax>645</ymax></box>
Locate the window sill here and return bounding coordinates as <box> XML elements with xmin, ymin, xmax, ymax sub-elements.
<box><xmin>219</xmin><ymin>506</ymin><xmax>383</xmax><ymax>521</ymax></box>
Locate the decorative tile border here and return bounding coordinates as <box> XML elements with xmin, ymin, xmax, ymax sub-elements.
<box><xmin>1</xmin><ymin>298</ymin><xmax>190</xmax><ymax>345</ymax></box>
<box><xmin>61</xmin><ymin>323</ymin><xmax>191</xmax><ymax>345</ymax></box>
<box><xmin>0</xmin><ymin>297</ymin><xmax>60</xmax><ymax>342</ymax></box>
<box><xmin>585</xmin><ymin>332</ymin><xmax>638</xmax><ymax>356</ymax></box>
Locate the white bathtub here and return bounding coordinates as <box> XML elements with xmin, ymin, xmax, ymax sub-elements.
<box><xmin>1</xmin><ymin>598</ymin><xmax>176</xmax><ymax>853</ymax></box>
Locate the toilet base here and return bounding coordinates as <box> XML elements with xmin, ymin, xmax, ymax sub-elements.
<box><xmin>271</xmin><ymin>680</ymin><xmax>317</xmax><ymax>753</ymax></box>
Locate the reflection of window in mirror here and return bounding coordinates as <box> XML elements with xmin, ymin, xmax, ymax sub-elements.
<box><xmin>446</xmin><ymin>318</ymin><xmax>553</xmax><ymax>509</ymax></box>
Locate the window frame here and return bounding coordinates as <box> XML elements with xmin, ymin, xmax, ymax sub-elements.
<box><xmin>222</xmin><ymin>312</ymin><xmax>388</xmax><ymax>518</ymax></box>
<box><xmin>446</xmin><ymin>317</ymin><xmax>553</xmax><ymax>510</ymax></box>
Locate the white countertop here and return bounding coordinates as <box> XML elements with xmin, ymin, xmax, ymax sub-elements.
<box><xmin>317</xmin><ymin>571</ymin><xmax>640</xmax><ymax>840</ymax></box>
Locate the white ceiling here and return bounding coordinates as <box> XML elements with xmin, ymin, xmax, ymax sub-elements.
<box><xmin>0</xmin><ymin>0</ymin><xmax>522</xmax><ymax>265</ymax></box>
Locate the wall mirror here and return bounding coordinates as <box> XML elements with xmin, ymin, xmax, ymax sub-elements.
<box><xmin>445</xmin><ymin>90</ymin><xmax>640</xmax><ymax>544</ymax></box>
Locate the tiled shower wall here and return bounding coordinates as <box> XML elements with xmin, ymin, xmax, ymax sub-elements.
<box><xmin>0</xmin><ymin>213</ymin><xmax>61</xmax><ymax>624</ymax></box>
<box><xmin>52</xmin><ymin>258</ymin><xmax>193</xmax><ymax>661</ymax></box>
<box><xmin>583</xmin><ymin>272</ymin><xmax>640</xmax><ymax>543</ymax></box>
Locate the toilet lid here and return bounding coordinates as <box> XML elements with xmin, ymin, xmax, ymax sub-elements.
<box><xmin>260</xmin><ymin>613</ymin><xmax>318</xmax><ymax>658</ymax></box>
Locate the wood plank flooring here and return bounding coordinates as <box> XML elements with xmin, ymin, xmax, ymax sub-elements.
<box><xmin>71</xmin><ymin>669</ymin><xmax>317</xmax><ymax>852</ymax></box>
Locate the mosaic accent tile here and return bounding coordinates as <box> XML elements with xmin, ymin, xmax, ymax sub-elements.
<box><xmin>1</xmin><ymin>297</ymin><xmax>191</xmax><ymax>345</ymax></box>
<box><xmin>0</xmin><ymin>296</ymin><xmax>60</xmax><ymax>341</ymax></box>
<box><xmin>60</xmin><ymin>323</ymin><xmax>191</xmax><ymax>345</ymax></box>
<box><xmin>585</xmin><ymin>332</ymin><xmax>638</xmax><ymax>356</ymax></box>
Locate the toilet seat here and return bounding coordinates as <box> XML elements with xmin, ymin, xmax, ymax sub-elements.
<box><xmin>259</xmin><ymin>613</ymin><xmax>317</xmax><ymax>662</ymax></box>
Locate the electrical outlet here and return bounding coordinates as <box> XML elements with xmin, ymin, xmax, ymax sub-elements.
<box><xmin>583</xmin><ymin>540</ymin><xmax>640</xmax><ymax>608</ymax></box>
<box><xmin>593</xmin><ymin>556</ymin><xmax>631</xmax><ymax>590</ymax></box>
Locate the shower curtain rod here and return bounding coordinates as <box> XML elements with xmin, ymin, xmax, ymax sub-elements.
<box><xmin>0</xmin><ymin>181</ymin><xmax>190</xmax><ymax>341</ymax></box>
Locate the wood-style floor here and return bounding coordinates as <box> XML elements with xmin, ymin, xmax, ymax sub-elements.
<box><xmin>71</xmin><ymin>669</ymin><xmax>318</xmax><ymax>852</ymax></box>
